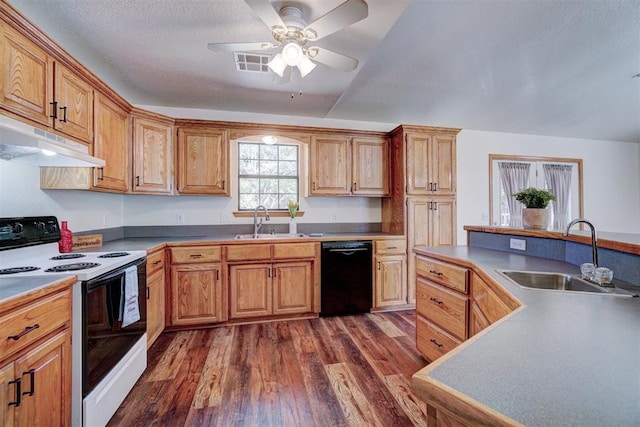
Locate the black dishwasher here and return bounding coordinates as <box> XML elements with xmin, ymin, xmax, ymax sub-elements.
<box><xmin>320</xmin><ymin>240</ymin><xmax>372</xmax><ymax>316</ymax></box>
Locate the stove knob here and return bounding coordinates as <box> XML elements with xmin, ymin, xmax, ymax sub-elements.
<box><xmin>35</xmin><ymin>221</ymin><xmax>45</xmax><ymax>232</ymax></box>
<box><xmin>47</xmin><ymin>222</ymin><xmax>59</xmax><ymax>233</ymax></box>
<box><xmin>13</xmin><ymin>222</ymin><xmax>23</xmax><ymax>234</ymax></box>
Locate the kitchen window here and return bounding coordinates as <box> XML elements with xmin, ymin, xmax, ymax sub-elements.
<box><xmin>238</xmin><ymin>142</ymin><xmax>299</xmax><ymax>211</ymax></box>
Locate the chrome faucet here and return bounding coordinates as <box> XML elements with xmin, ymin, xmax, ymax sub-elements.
<box><xmin>564</xmin><ymin>218</ymin><xmax>598</xmax><ymax>267</ymax></box>
<box><xmin>253</xmin><ymin>205</ymin><xmax>270</xmax><ymax>238</ymax></box>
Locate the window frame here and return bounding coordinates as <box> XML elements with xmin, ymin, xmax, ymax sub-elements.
<box><xmin>237</xmin><ymin>141</ymin><xmax>300</xmax><ymax>212</ymax></box>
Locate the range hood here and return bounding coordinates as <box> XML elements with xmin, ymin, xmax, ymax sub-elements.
<box><xmin>0</xmin><ymin>114</ymin><xmax>105</xmax><ymax>167</ymax></box>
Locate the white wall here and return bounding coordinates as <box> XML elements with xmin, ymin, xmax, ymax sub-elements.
<box><xmin>0</xmin><ymin>161</ymin><xmax>124</xmax><ymax>231</ymax></box>
<box><xmin>457</xmin><ymin>130</ymin><xmax>640</xmax><ymax>244</ymax></box>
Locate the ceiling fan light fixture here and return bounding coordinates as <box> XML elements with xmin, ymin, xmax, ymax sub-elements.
<box><xmin>267</xmin><ymin>53</ymin><xmax>287</xmax><ymax>77</ymax></box>
<box><xmin>282</xmin><ymin>41</ymin><xmax>303</xmax><ymax>66</ymax></box>
<box><xmin>298</xmin><ymin>55</ymin><xmax>316</xmax><ymax>78</ymax></box>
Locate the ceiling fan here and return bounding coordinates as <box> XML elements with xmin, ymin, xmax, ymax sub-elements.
<box><xmin>207</xmin><ymin>0</ymin><xmax>368</xmax><ymax>78</ymax></box>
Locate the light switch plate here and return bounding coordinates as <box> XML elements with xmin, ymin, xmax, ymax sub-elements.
<box><xmin>510</xmin><ymin>238</ymin><xmax>527</xmax><ymax>251</ymax></box>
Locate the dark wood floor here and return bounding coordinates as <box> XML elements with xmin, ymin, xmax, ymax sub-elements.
<box><xmin>108</xmin><ymin>310</ymin><xmax>428</xmax><ymax>427</ymax></box>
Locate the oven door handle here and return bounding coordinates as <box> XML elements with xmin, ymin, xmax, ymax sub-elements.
<box><xmin>85</xmin><ymin>258</ymin><xmax>145</xmax><ymax>290</ymax></box>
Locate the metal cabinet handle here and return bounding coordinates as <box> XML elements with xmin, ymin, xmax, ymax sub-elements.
<box><xmin>60</xmin><ymin>106</ymin><xmax>67</xmax><ymax>122</ymax></box>
<box><xmin>429</xmin><ymin>270</ymin><xmax>443</xmax><ymax>276</ymax></box>
<box><xmin>216</xmin><ymin>269</ymin><xmax>220</xmax><ymax>280</ymax></box>
<box><xmin>8</xmin><ymin>378</ymin><xmax>21</xmax><ymax>407</ymax></box>
<box><xmin>433</xmin><ymin>182</ymin><xmax>438</xmax><ymax>191</ymax></box>
<box><xmin>49</xmin><ymin>101</ymin><xmax>58</xmax><ymax>119</ymax></box>
<box><xmin>377</xmin><ymin>261</ymin><xmax>381</xmax><ymax>270</ymax></box>
<box><xmin>189</xmin><ymin>254</ymin><xmax>203</xmax><ymax>258</ymax></box>
<box><xmin>22</xmin><ymin>369</ymin><xmax>35</xmax><ymax>397</ymax></box>
<box><xmin>387</xmin><ymin>246</ymin><xmax>398</xmax><ymax>250</ymax></box>
<box><xmin>433</xmin><ymin>202</ymin><xmax>438</xmax><ymax>210</ymax></box>
<box><xmin>430</xmin><ymin>338</ymin><xmax>444</xmax><ymax>348</ymax></box>
<box><xmin>8</xmin><ymin>324</ymin><xmax>39</xmax><ymax>341</ymax></box>
<box><xmin>135</xmin><ymin>176</ymin><xmax>140</xmax><ymax>187</ymax></box>
<box><xmin>153</xmin><ymin>260</ymin><xmax>162</xmax><ymax>265</ymax></box>
<box><xmin>146</xmin><ymin>287</ymin><xmax>150</xmax><ymax>300</ymax></box>
<box><xmin>353</xmin><ymin>182</ymin><xmax>357</xmax><ymax>191</ymax></box>
<box><xmin>429</xmin><ymin>297</ymin><xmax>443</xmax><ymax>305</ymax></box>
<box><xmin>97</xmin><ymin>168</ymin><xmax>104</xmax><ymax>180</ymax></box>
<box><xmin>267</xmin><ymin>267</ymin><xmax>271</xmax><ymax>278</ymax></box>
<box><xmin>273</xmin><ymin>267</ymin><xmax>277</xmax><ymax>278</ymax></box>
<box><xmin>221</xmin><ymin>180</ymin><xmax>226</xmax><ymax>190</ymax></box>
<box><xmin>312</xmin><ymin>181</ymin><xmax>316</xmax><ymax>191</ymax></box>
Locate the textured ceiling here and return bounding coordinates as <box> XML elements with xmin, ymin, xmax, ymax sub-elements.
<box><xmin>6</xmin><ymin>0</ymin><xmax>640</xmax><ymax>142</ymax></box>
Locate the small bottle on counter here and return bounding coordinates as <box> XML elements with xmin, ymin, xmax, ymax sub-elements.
<box><xmin>59</xmin><ymin>220</ymin><xmax>73</xmax><ymax>253</ymax></box>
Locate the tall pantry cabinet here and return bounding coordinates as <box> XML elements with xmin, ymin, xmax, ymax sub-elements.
<box><xmin>382</xmin><ymin>125</ymin><xmax>460</xmax><ymax>304</ymax></box>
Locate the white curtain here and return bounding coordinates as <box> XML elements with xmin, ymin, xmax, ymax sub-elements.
<box><xmin>498</xmin><ymin>162</ymin><xmax>531</xmax><ymax>228</ymax></box>
<box><xmin>543</xmin><ymin>164</ymin><xmax>573</xmax><ymax>230</ymax></box>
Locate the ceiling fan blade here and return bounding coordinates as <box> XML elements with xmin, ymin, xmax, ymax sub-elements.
<box><xmin>207</xmin><ymin>42</ymin><xmax>277</xmax><ymax>52</ymax></box>
<box><xmin>304</xmin><ymin>0</ymin><xmax>368</xmax><ymax>40</ymax></box>
<box><xmin>308</xmin><ymin>47</ymin><xmax>359</xmax><ymax>72</ymax></box>
<box><xmin>244</xmin><ymin>0</ymin><xmax>286</xmax><ymax>31</ymax></box>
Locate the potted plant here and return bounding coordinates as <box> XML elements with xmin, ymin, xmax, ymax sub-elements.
<box><xmin>514</xmin><ymin>187</ymin><xmax>556</xmax><ymax>230</ymax></box>
<box><xmin>287</xmin><ymin>199</ymin><xmax>299</xmax><ymax>234</ymax></box>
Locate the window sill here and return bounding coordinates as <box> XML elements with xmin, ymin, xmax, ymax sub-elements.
<box><xmin>232</xmin><ymin>211</ymin><xmax>304</xmax><ymax>218</ymax></box>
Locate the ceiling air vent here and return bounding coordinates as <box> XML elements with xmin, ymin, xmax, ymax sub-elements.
<box><xmin>234</xmin><ymin>52</ymin><xmax>271</xmax><ymax>73</ymax></box>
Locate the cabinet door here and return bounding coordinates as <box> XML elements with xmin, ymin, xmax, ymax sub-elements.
<box><xmin>0</xmin><ymin>363</ymin><xmax>15</xmax><ymax>427</ymax></box>
<box><xmin>352</xmin><ymin>136</ymin><xmax>389</xmax><ymax>196</ymax></box>
<box><xmin>407</xmin><ymin>198</ymin><xmax>430</xmax><ymax>303</ymax></box>
<box><xmin>53</xmin><ymin>62</ymin><xmax>93</xmax><ymax>143</ymax></box>
<box><xmin>146</xmin><ymin>268</ymin><xmax>165</xmax><ymax>348</ymax></box>
<box><xmin>374</xmin><ymin>255</ymin><xmax>407</xmax><ymax>308</ymax></box>
<box><xmin>431</xmin><ymin>134</ymin><xmax>456</xmax><ymax>195</ymax></box>
<box><xmin>272</xmin><ymin>262</ymin><xmax>312</xmax><ymax>315</ymax></box>
<box><xmin>430</xmin><ymin>197</ymin><xmax>456</xmax><ymax>246</ymax></box>
<box><xmin>405</xmin><ymin>133</ymin><xmax>431</xmax><ymax>195</ymax></box>
<box><xmin>0</xmin><ymin>24</ymin><xmax>53</xmax><ymax>127</ymax></box>
<box><xmin>176</xmin><ymin>127</ymin><xmax>229</xmax><ymax>195</ymax></box>
<box><xmin>171</xmin><ymin>263</ymin><xmax>224</xmax><ymax>325</ymax></box>
<box><xmin>93</xmin><ymin>93</ymin><xmax>129</xmax><ymax>192</ymax></box>
<box><xmin>229</xmin><ymin>264</ymin><xmax>272</xmax><ymax>319</ymax></box>
<box><xmin>14</xmin><ymin>330</ymin><xmax>71</xmax><ymax>427</ymax></box>
<box><xmin>309</xmin><ymin>135</ymin><xmax>351</xmax><ymax>195</ymax></box>
<box><xmin>132</xmin><ymin>117</ymin><xmax>173</xmax><ymax>194</ymax></box>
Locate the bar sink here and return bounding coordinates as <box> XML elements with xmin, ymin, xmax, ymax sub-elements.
<box><xmin>497</xmin><ymin>270</ymin><xmax>636</xmax><ymax>296</ymax></box>
<box><xmin>234</xmin><ymin>233</ymin><xmax>308</xmax><ymax>240</ymax></box>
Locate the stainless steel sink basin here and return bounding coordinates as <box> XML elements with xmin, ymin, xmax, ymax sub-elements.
<box><xmin>497</xmin><ymin>270</ymin><xmax>636</xmax><ymax>296</ymax></box>
<box><xmin>234</xmin><ymin>233</ymin><xmax>308</xmax><ymax>240</ymax></box>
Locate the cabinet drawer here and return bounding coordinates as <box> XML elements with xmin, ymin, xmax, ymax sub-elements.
<box><xmin>375</xmin><ymin>239</ymin><xmax>406</xmax><ymax>255</ymax></box>
<box><xmin>416</xmin><ymin>315</ymin><xmax>461</xmax><ymax>362</ymax></box>
<box><xmin>146</xmin><ymin>249</ymin><xmax>165</xmax><ymax>275</ymax></box>
<box><xmin>416</xmin><ymin>279</ymin><xmax>468</xmax><ymax>340</ymax></box>
<box><xmin>171</xmin><ymin>246</ymin><xmax>221</xmax><ymax>263</ymax></box>
<box><xmin>226</xmin><ymin>244</ymin><xmax>271</xmax><ymax>262</ymax></box>
<box><xmin>415</xmin><ymin>256</ymin><xmax>468</xmax><ymax>293</ymax></box>
<box><xmin>0</xmin><ymin>289</ymin><xmax>71</xmax><ymax>362</ymax></box>
<box><xmin>273</xmin><ymin>243</ymin><xmax>317</xmax><ymax>260</ymax></box>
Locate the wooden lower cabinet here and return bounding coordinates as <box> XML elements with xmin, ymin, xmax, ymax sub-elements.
<box><xmin>0</xmin><ymin>285</ymin><xmax>72</xmax><ymax>427</ymax></box>
<box><xmin>170</xmin><ymin>263</ymin><xmax>225</xmax><ymax>326</ymax></box>
<box><xmin>416</xmin><ymin>315</ymin><xmax>461</xmax><ymax>362</ymax></box>
<box><xmin>374</xmin><ymin>254</ymin><xmax>407</xmax><ymax>308</ymax></box>
<box><xmin>146</xmin><ymin>271</ymin><xmax>165</xmax><ymax>348</ymax></box>
<box><xmin>229</xmin><ymin>261</ymin><xmax>313</xmax><ymax>319</ymax></box>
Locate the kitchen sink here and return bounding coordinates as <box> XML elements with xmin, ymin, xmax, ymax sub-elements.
<box><xmin>234</xmin><ymin>233</ymin><xmax>308</xmax><ymax>240</ymax></box>
<box><xmin>497</xmin><ymin>270</ymin><xmax>637</xmax><ymax>296</ymax></box>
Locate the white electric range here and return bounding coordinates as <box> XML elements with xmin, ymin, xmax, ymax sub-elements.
<box><xmin>0</xmin><ymin>216</ymin><xmax>148</xmax><ymax>427</ymax></box>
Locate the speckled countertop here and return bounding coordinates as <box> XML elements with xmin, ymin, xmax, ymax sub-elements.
<box><xmin>96</xmin><ymin>232</ymin><xmax>401</xmax><ymax>253</ymax></box>
<box><xmin>411</xmin><ymin>245</ymin><xmax>640</xmax><ymax>427</ymax></box>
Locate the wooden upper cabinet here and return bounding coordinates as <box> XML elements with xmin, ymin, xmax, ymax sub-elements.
<box><xmin>53</xmin><ymin>62</ymin><xmax>93</xmax><ymax>143</ymax></box>
<box><xmin>176</xmin><ymin>127</ymin><xmax>229</xmax><ymax>195</ymax></box>
<box><xmin>352</xmin><ymin>136</ymin><xmax>389</xmax><ymax>196</ymax></box>
<box><xmin>93</xmin><ymin>93</ymin><xmax>129</xmax><ymax>192</ymax></box>
<box><xmin>132</xmin><ymin>116</ymin><xmax>173</xmax><ymax>194</ymax></box>
<box><xmin>309</xmin><ymin>135</ymin><xmax>351</xmax><ymax>195</ymax></box>
<box><xmin>0</xmin><ymin>23</ymin><xmax>53</xmax><ymax>127</ymax></box>
<box><xmin>309</xmin><ymin>134</ymin><xmax>389</xmax><ymax>196</ymax></box>
<box><xmin>406</xmin><ymin>132</ymin><xmax>456</xmax><ymax>195</ymax></box>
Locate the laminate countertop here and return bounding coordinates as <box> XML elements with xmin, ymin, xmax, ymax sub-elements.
<box><xmin>411</xmin><ymin>245</ymin><xmax>640</xmax><ymax>427</ymax></box>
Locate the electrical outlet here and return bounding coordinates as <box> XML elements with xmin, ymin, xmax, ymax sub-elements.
<box><xmin>176</xmin><ymin>213</ymin><xmax>185</xmax><ymax>224</ymax></box>
<box><xmin>220</xmin><ymin>212</ymin><xmax>233</xmax><ymax>223</ymax></box>
<box><xmin>510</xmin><ymin>238</ymin><xmax>526</xmax><ymax>251</ymax></box>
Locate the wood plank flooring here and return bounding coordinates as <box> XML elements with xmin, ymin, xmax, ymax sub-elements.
<box><xmin>108</xmin><ymin>310</ymin><xmax>428</xmax><ymax>427</ymax></box>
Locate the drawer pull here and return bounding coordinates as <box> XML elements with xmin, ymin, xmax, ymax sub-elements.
<box><xmin>8</xmin><ymin>378</ymin><xmax>21</xmax><ymax>407</ymax></box>
<box><xmin>429</xmin><ymin>297</ymin><xmax>443</xmax><ymax>305</ymax></box>
<box><xmin>8</xmin><ymin>324</ymin><xmax>40</xmax><ymax>341</ymax></box>
<box><xmin>189</xmin><ymin>254</ymin><xmax>203</xmax><ymax>258</ymax></box>
<box><xmin>429</xmin><ymin>338</ymin><xmax>443</xmax><ymax>348</ymax></box>
<box><xmin>153</xmin><ymin>260</ymin><xmax>162</xmax><ymax>265</ymax></box>
<box><xmin>429</xmin><ymin>269</ymin><xmax>443</xmax><ymax>276</ymax></box>
<box><xmin>377</xmin><ymin>261</ymin><xmax>381</xmax><ymax>270</ymax></box>
<box><xmin>147</xmin><ymin>287</ymin><xmax>150</xmax><ymax>300</ymax></box>
<box><xmin>22</xmin><ymin>369</ymin><xmax>35</xmax><ymax>397</ymax></box>
<box><xmin>387</xmin><ymin>246</ymin><xmax>398</xmax><ymax>250</ymax></box>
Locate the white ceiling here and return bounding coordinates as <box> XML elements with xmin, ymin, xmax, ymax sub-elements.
<box><xmin>7</xmin><ymin>0</ymin><xmax>640</xmax><ymax>143</ymax></box>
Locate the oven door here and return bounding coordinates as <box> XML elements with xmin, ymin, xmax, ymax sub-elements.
<box><xmin>82</xmin><ymin>258</ymin><xmax>147</xmax><ymax>397</ymax></box>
